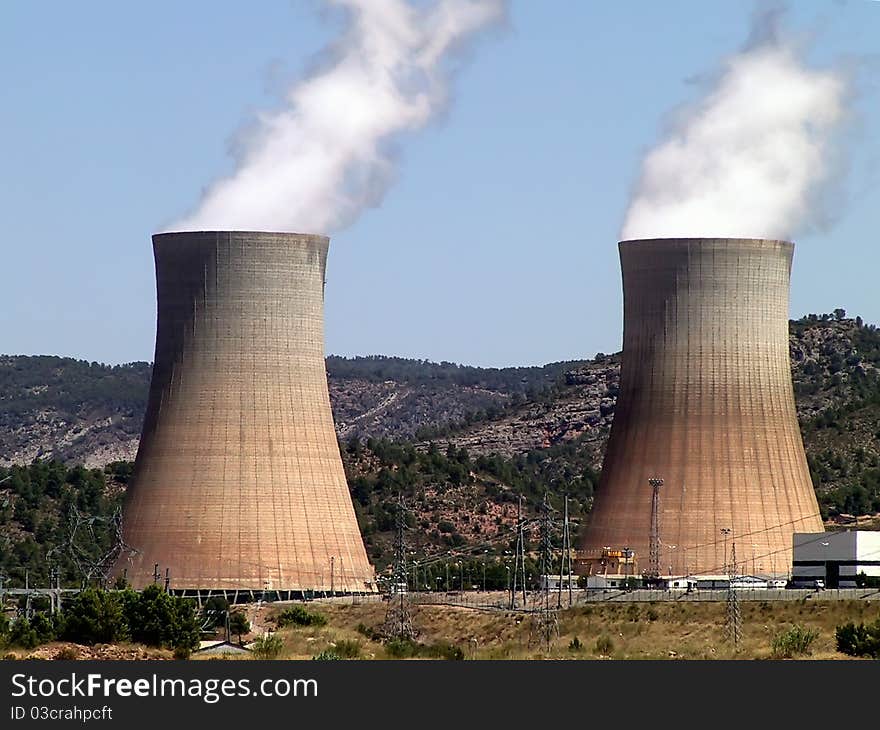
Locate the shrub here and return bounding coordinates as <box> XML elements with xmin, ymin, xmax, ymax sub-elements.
<box><xmin>568</xmin><ymin>636</ymin><xmax>583</xmax><ymax>652</ymax></box>
<box><xmin>836</xmin><ymin>620</ymin><xmax>880</xmax><ymax>657</ymax></box>
<box><xmin>251</xmin><ymin>633</ymin><xmax>284</xmax><ymax>659</ymax></box>
<box><xmin>356</xmin><ymin>623</ymin><xmax>378</xmax><ymax>640</ymax></box>
<box><xmin>173</xmin><ymin>644</ymin><xmax>192</xmax><ymax>660</ymax></box>
<box><xmin>384</xmin><ymin>637</ymin><xmax>420</xmax><ymax>658</ymax></box>
<box><xmin>646</xmin><ymin>607</ymin><xmax>659</xmax><ymax>622</ymax></box>
<box><xmin>771</xmin><ymin>625</ymin><xmax>819</xmax><ymax>658</ymax></box>
<box><xmin>29</xmin><ymin>613</ymin><xmax>56</xmax><ymax>645</ymax></box>
<box><xmin>333</xmin><ymin>639</ymin><xmax>361</xmax><ymax>659</ymax></box>
<box><xmin>276</xmin><ymin>606</ymin><xmax>327</xmax><ymax>628</ymax></box>
<box><xmin>594</xmin><ymin>635</ymin><xmax>614</xmax><ymax>656</ymax></box>
<box><xmin>384</xmin><ymin>637</ymin><xmax>463</xmax><ymax>660</ymax></box>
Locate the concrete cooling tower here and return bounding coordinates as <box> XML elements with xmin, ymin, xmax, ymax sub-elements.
<box><xmin>578</xmin><ymin>238</ymin><xmax>823</xmax><ymax>578</ymax></box>
<box><xmin>116</xmin><ymin>231</ymin><xmax>375</xmax><ymax>596</ymax></box>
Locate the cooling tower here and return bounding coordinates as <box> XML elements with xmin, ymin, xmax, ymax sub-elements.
<box><xmin>116</xmin><ymin>231</ymin><xmax>375</xmax><ymax>595</ymax></box>
<box><xmin>578</xmin><ymin>238</ymin><xmax>823</xmax><ymax>578</ymax></box>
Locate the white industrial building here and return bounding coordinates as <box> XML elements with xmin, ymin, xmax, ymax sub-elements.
<box><xmin>792</xmin><ymin>531</ymin><xmax>880</xmax><ymax>588</ymax></box>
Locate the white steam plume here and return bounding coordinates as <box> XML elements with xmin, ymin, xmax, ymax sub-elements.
<box><xmin>621</xmin><ymin>13</ymin><xmax>848</xmax><ymax>242</ymax></box>
<box><xmin>171</xmin><ymin>0</ymin><xmax>505</xmax><ymax>234</ymax></box>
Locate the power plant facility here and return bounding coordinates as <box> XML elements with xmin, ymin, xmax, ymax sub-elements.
<box><xmin>115</xmin><ymin>231</ymin><xmax>376</xmax><ymax>597</ymax></box>
<box><xmin>578</xmin><ymin>238</ymin><xmax>824</xmax><ymax>579</ymax></box>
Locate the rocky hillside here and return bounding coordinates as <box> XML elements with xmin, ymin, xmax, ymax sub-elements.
<box><xmin>0</xmin><ymin>357</ymin><xmax>150</xmax><ymax>468</ymax></box>
<box><xmin>3</xmin><ymin>314</ymin><xmax>879</xmax><ymax>482</ymax></box>
<box><xmin>0</xmin><ymin>354</ymin><xmax>584</xmax><ymax>467</ymax></box>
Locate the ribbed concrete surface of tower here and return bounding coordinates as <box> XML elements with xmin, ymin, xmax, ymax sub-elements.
<box><xmin>578</xmin><ymin>238</ymin><xmax>823</xmax><ymax>578</ymax></box>
<box><xmin>116</xmin><ymin>231</ymin><xmax>375</xmax><ymax>594</ymax></box>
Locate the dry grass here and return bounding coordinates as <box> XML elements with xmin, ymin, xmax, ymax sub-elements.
<box><xmin>239</xmin><ymin>597</ymin><xmax>880</xmax><ymax>660</ymax></box>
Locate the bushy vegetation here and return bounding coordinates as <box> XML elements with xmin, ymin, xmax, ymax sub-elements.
<box><xmin>835</xmin><ymin>619</ymin><xmax>880</xmax><ymax>658</ymax></box>
<box><xmin>594</xmin><ymin>635</ymin><xmax>614</xmax><ymax>656</ymax></box>
<box><xmin>0</xmin><ymin>585</ymin><xmax>200</xmax><ymax>654</ymax></box>
<box><xmin>384</xmin><ymin>637</ymin><xmax>464</xmax><ymax>660</ymax></box>
<box><xmin>770</xmin><ymin>624</ymin><xmax>819</xmax><ymax>658</ymax></box>
<box><xmin>330</xmin><ymin>639</ymin><xmax>361</xmax><ymax>659</ymax></box>
<box><xmin>251</xmin><ymin>633</ymin><xmax>284</xmax><ymax>659</ymax></box>
<box><xmin>275</xmin><ymin>606</ymin><xmax>327</xmax><ymax>628</ymax></box>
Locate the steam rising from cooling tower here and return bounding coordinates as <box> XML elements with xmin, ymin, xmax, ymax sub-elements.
<box><xmin>170</xmin><ymin>0</ymin><xmax>505</xmax><ymax>234</ymax></box>
<box><xmin>621</xmin><ymin>8</ymin><xmax>848</xmax><ymax>241</ymax></box>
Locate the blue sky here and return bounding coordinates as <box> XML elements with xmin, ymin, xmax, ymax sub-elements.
<box><xmin>1</xmin><ymin>1</ymin><xmax>878</xmax><ymax>367</ymax></box>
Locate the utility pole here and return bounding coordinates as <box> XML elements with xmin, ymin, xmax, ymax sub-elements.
<box><xmin>647</xmin><ymin>478</ymin><xmax>664</xmax><ymax>583</ymax></box>
<box><xmin>725</xmin><ymin>532</ymin><xmax>742</xmax><ymax>649</ymax></box>
<box><xmin>152</xmin><ymin>563</ymin><xmax>160</xmax><ymax>584</ymax></box>
<box><xmin>531</xmin><ymin>493</ymin><xmax>558</xmax><ymax>653</ymax></box>
<box><xmin>381</xmin><ymin>493</ymin><xmax>415</xmax><ymax>640</ymax></box>
<box><xmin>558</xmin><ymin>494</ymin><xmax>573</xmax><ymax>608</ymax></box>
<box><xmin>164</xmin><ymin>568</ymin><xmax>170</xmax><ymax>593</ymax></box>
<box><xmin>330</xmin><ymin>556</ymin><xmax>335</xmax><ymax>595</ymax></box>
<box><xmin>511</xmin><ymin>497</ymin><xmax>522</xmax><ymax>609</ymax></box>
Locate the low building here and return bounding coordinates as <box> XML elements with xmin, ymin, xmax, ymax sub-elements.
<box><xmin>793</xmin><ymin>531</ymin><xmax>880</xmax><ymax>588</ymax></box>
<box><xmin>583</xmin><ymin>574</ymin><xmax>639</xmax><ymax>590</ymax></box>
<box><xmin>665</xmin><ymin>576</ymin><xmax>697</xmax><ymax>591</ymax></box>
<box><xmin>693</xmin><ymin>575</ymin><xmax>730</xmax><ymax>591</ymax></box>
<box><xmin>540</xmin><ymin>575</ymin><xmax>578</xmax><ymax>591</ymax></box>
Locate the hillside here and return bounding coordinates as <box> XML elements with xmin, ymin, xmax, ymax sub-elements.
<box><xmin>2</xmin><ymin>311</ymin><xmax>880</xmax><ymax>578</ymax></box>
<box><xmin>0</xmin><ymin>355</ymin><xmax>584</xmax><ymax>467</ymax></box>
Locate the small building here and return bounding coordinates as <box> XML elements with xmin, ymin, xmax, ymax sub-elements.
<box><xmin>583</xmin><ymin>574</ymin><xmax>640</xmax><ymax>590</ymax></box>
<box><xmin>693</xmin><ymin>575</ymin><xmax>731</xmax><ymax>591</ymax></box>
<box><xmin>793</xmin><ymin>531</ymin><xmax>880</xmax><ymax>588</ymax></box>
<box><xmin>664</xmin><ymin>576</ymin><xmax>697</xmax><ymax>591</ymax></box>
<box><xmin>539</xmin><ymin>575</ymin><xmax>578</xmax><ymax>591</ymax></box>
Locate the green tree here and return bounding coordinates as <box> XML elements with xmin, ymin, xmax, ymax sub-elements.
<box><xmin>125</xmin><ymin>585</ymin><xmax>200</xmax><ymax>652</ymax></box>
<box><xmin>8</xmin><ymin>618</ymin><xmax>39</xmax><ymax>649</ymax></box>
<box><xmin>228</xmin><ymin>611</ymin><xmax>250</xmax><ymax>644</ymax></box>
<box><xmin>62</xmin><ymin>587</ymin><xmax>128</xmax><ymax>645</ymax></box>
